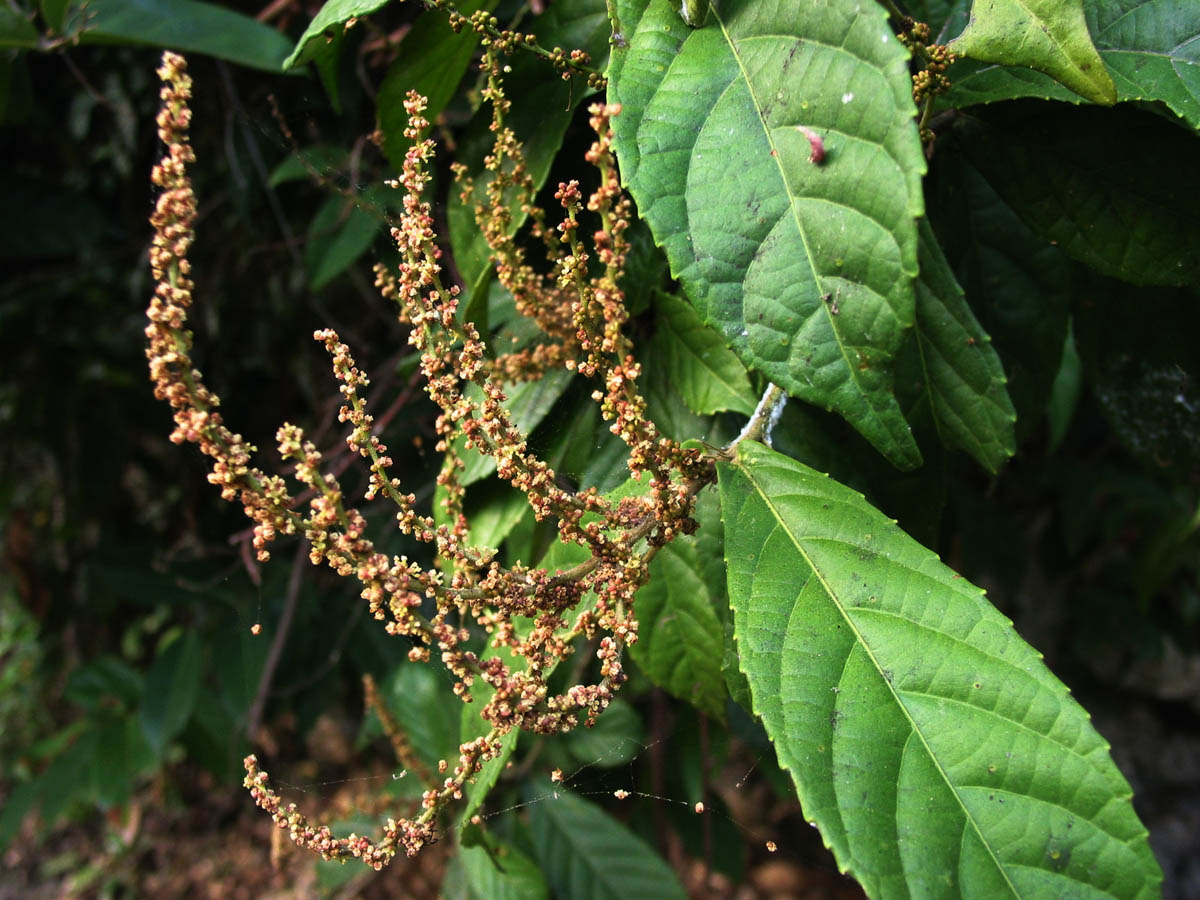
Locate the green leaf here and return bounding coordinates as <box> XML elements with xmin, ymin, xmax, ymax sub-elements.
<box><xmin>80</xmin><ymin>0</ymin><xmax>294</xmax><ymax>72</ymax></box>
<box><xmin>0</xmin><ymin>7</ymin><xmax>38</xmax><ymax>48</ymax></box>
<box><xmin>65</xmin><ymin>655</ymin><xmax>144</xmax><ymax>711</ymax></box>
<box><xmin>457</xmin><ymin>726</ymin><xmax>520</xmax><ymax>847</ymax></box>
<box><xmin>459</xmin><ymin>839</ymin><xmax>550</xmax><ymax>900</ymax></box>
<box><xmin>305</xmin><ymin>194</ymin><xmax>381</xmax><ymax>290</ymax></box>
<box><xmin>0</xmin><ymin>779</ymin><xmax>38</xmax><ymax>851</ymax></box>
<box><xmin>40</xmin><ymin>0</ymin><xmax>72</xmax><ymax>32</ymax></box>
<box><xmin>1090</xmin><ymin>0</ymin><xmax>1200</xmax><ymax>130</ymax></box>
<box><xmin>447</xmin><ymin>0</ymin><xmax>610</xmax><ymax>321</ymax></box>
<box><xmin>905</xmin><ymin>0</ymin><xmax>971</xmax><ymax>37</ymax></box>
<box><xmin>283</xmin><ymin>0</ymin><xmax>388</xmax><ymax>70</ymax></box>
<box><xmin>944</xmin><ymin>2</ymin><xmax>1200</xmax><ymax>132</ymax></box>
<box><xmin>722</xmin><ymin>620</ymin><xmax>753</xmax><ymax>711</ymax></box>
<box><xmin>460</xmin><ymin>473</ymin><xmax>649</xmax><ymax>841</ymax></box>
<box><xmin>37</xmin><ymin>728</ymin><xmax>100</xmax><ymax>823</ymax></box>
<box><xmin>139</xmin><ymin>630</ymin><xmax>203</xmax><ymax>756</ymax></box>
<box><xmin>949</xmin><ymin>0</ymin><xmax>1116</xmax><ymax>104</ymax></box>
<box><xmin>899</xmin><ymin>219</ymin><xmax>1015</xmax><ymax>472</ymax></box>
<box><xmin>377</xmin><ymin>0</ymin><xmax>497</xmax><ymax>172</ymax></box>
<box><xmin>927</xmin><ymin>139</ymin><xmax>1070</xmax><ymax>433</ymax></box>
<box><xmin>540</xmin><ymin>392</ymin><xmax>631</xmax><ymax>493</ymax></box>
<box><xmin>647</xmin><ymin>292</ymin><xmax>756</xmax><ymax>416</ymax></box>
<box><xmin>956</xmin><ymin>103</ymin><xmax>1200</xmax><ymax>289</ymax></box>
<box><xmin>464</xmin><ymin>480</ymin><xmax>533</xmax><ymax>552</ymax></box>
<box><xmin>528</xmin><ymin>784</ymin><xmax>689</xmax><ymax>900</ymax></box>
<box><xmin>640</xmin><ymin>346</ymin><xmax>723</xmax><ymax>443</ymax></box>
<box><xmin>608</xmin><ymin>0</ymin><xmax>926</xmax><ymax>469</ymax></box>
<box><xmin>630</xmin><ymin>488</ymin><xmax>729</xmax><ymax>720</ymax></box>
<box><xmin>718</xmin><ymin>440</ymin><xmax>1162</xmax><ymax>899</ymax></box>
<box><xmin>381</xmin><ymin>661</ymin><xmax>461</xmax><ymax>771</ymax></box>
<box><xmin>93</xmin><ymin>714</ymin><xmax>155</xmax><ymax>808</ymax></box>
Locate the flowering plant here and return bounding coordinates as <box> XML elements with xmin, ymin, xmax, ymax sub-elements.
<box><xmin>145</xmin><ymin>0</ymin><xmax>1185</xmax><ymax>896</ymax></box>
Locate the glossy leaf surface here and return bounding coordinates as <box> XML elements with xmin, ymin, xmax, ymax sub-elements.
<box><xmin>608</xmin><ymin>0</ymin><xmax>926</xmax><ymax>468</ymax></box>
<box><xmin>646</xmin><ymin>291</ymin><xmax>756</xmax><ymax>416</ymax></box>
<box><xmin>457</xmin><ymin>839</ymin><xmax>549</xmax><ymax>900</ymax></box>
<box><xmin>528</xmin><ymin>784</ymin><xmax>689</xmax><ymax>900</ymax></box>
<box><xmin>719</xmin><ymin>440</ymin><xmax>1162</xmax><ymax>899</ymax></box>
<box><xmin>950</xmin><ymin>0</ymin><xmax>1116</xmax><ymax>104</ymax></box>
<box><xmin>901</xmin><ymin>219</ymin><xmax>1015</xmax><ymax>472</ymax></box>
<box><xmin>945</xmin><ymin>1</ymin><xmax>1200</xmax><ymax>132</ymax></box>
<box><xmin>82</xmin><ymin>0</ymin><xmax>294</xmax><ymax>71</ymax></box>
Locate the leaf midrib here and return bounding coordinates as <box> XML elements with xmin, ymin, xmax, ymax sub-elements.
<box><xmin>1008</xmin><ymin>0</ymin><xmax>1097</xmax><ymax>85</ymax></box>
<box><xmin>708</xmin><ymin>7</ymin><xmax>898</xmax><ymax>437</ymax></box>
<box><xmin>741</xmin><ymin>454</ymin><xmax>1021</xmax><ymax>899</ymax></box>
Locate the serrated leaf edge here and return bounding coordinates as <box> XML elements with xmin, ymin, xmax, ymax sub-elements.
<box><xmin>728</xmin><ymin>445</ymin><xmax>1024</xmax><ymax>895</ymax></box>
<box><xmin>710</xmin><ymin>5</ymin><xmax>921</xmax><ymax>454</ymax></box>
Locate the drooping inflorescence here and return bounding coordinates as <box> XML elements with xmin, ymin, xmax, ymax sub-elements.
<box><xmin>147</xmin><ymin>38</ymin><xmax>713</xmax><ymax>868</ymax></box>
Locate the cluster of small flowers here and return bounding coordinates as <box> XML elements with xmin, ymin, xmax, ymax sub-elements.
<box><xmin>146</xmin><ymin>52</ymin><xmax>299</xmax><ymax>564</ymax></box>
<box><xmin>433</xmin><ymin>0</ymin><xmax>606</xmax><ymax>89</ymax></box>
<box><xmin>911</xmin><ymin>43</ymin><xmax>956</xmax><ymax>105</ymax></box>
<box><xmin>894</xmin><ymin>14</ymin><xmax>957</xmax><ymax>142</ymax></box>
<box><xmin>148</xmin><ymin>33</ymin><xmax>712</xmax><ymax>868</ymax></box>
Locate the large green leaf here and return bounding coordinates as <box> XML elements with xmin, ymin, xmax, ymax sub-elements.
<box><xmin>457</xmin><ymin>838</ymin><xmax>550</xmax><ymax>900</ymax></box>
<box><xmin>139</xmin><ymin>630</ymin><xmax>204</xmax><ymax>756</ymax></box>
<box><xmin>608</xmin><ymin>0</ymin><xmax>926</xmax><ymax>469</ymax></box>
<box><xmin>377</xmin><ymin>662</ymin><xmax>462</xmax><ymax>771</ymax></box>
<box><xmin>955</xmin><ymin>102</ymin><xmax>1200</xmax><ymax>289</ymax></box>
<box><xmin>377</xmin><ymin>0</ymin><xmax>497</xmax><ymax>172</ymax></box>
<box><xmin>629</xmin><ymin>488</ymin><xmax>729</xmax><ymax>719</ymax></box>
<box><xmin>646</xmin><ymin>291</ymin><xmax>756</xmax><ymax>416</ymax></box>
<box><xmin>1090</xmin><ymin>0</ymin><xmax>1200</xmax><ymax>129</ymax></box>
<box><xmin>949</xmin><ymin>0</ymin><xmax>1116</xmax><ymax>104</ymax></box>
<box><xmin>81</xmin><ymin>0</ymin><xmax>294</xmax><ymax>72</ymax></box>
<box><xmin>927</xmin><ymin>139</ymin><xmax>1070</xmax><ymax>433</ymax></box>
<box><xmin>305</xmin><ymin>194</ymin><xmax>381</xmax><ymax>290</ymax></box>
<box><xmin>944</xmin><ymin>1</ymin><xmax>1200</xmax><ymax>132</ymax></box>
<box><xmin>0</xmin><ymin>7</ymin><xmax>38</xmax><ymax>49</ymax></box>
<box><xmin>528</xmin><ymin>784</ymin><xmax>689</xmax><ymax>900</ymax></box>
<box><xmin>898</xmin><ymin>219</ymin><xmax>1015</xmax><ymax>473</ymax></box>
<box><xmin>718</xmin><ymin>440</ymin><xmax>1162</xmax><ymax>900</ymax></box>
